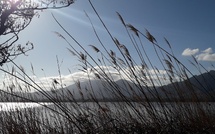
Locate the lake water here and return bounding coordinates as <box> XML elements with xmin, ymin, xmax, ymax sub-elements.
<box><xmin>0</xmin><ymin>102</ymin><xmax>214</xmax><ymax>116</ymax></box>
<box><xmin>0</xmin><ymin>102</ymin><xmax>49</xmax><ymax>111</ymax></box>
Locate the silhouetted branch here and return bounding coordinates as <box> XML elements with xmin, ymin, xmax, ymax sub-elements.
<box><xmin>0</xmin><ymin>0</ymin><xmax>75</xmax><ymax>65</ymax></box>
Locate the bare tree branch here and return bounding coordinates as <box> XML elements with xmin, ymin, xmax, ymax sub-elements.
<box><xmin>0</xmin><ymin>0</ymin><xmax>75</xmax><ymax>65</ymax></box>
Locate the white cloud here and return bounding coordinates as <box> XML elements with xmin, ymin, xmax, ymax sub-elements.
<box><xmin>202</xmin><ymin>47</ymin><xmax>213</xmax><ymax>54</ymax></box>
<box><xmin>182</xmin><ymin>47</ymin><xmax>215</xmax><ymax>61</ymax></box>
<box><xmin>195</xmin><ymin>48</ymin><xmax>215</xmax><ymax>61</ymax></box>
<box><xmin>196</xmin><ymin>52</ymin><xmax>215</xmax><ymax>62</ymax></box>
<box><xmin>182</xmin><ymin>48</ymin><xmax>199</xmax><ymax>56</ymax></box>
<box><xmin>0</xmin><ymin>66</ymin><xmax>171</xmax><ymax>92</ymax></box>
<box><xmin>148</xmin><ymin>69</ymin><xmax>167</xmax><ymax>75</ymax></box>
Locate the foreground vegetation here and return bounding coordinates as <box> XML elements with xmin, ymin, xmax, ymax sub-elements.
<box><xmin>0</xmin><ymin>101</ymin><xmax>214</xmax><ymax>133</ymax></box>
<box><xmin>0</xmin><ymin>0</ymin><xmax>215</xmax><ymax>133</ymax></box>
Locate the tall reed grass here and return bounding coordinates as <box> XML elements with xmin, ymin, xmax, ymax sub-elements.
<box><xmin>0</xmin><ymin>0</ymin><xmax>214</xmax><ymax>133</ymax></box>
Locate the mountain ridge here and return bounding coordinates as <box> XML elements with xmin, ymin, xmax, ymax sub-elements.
<box><xmin>1</xmin><ymin>70</ymin><xmax>215</xmax><ymax>102</ymax></box>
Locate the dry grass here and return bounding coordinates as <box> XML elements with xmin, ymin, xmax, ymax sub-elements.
<box><xmin>0</xmin><ymin>0</ymin><xmax>214</xmax><ymax>133</ymax></box>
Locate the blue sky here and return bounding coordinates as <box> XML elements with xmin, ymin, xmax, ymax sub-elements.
<box><xmin>1</xmin><ymin>0</ymin><xmax>215</xmax><ymax>89</ymax></box>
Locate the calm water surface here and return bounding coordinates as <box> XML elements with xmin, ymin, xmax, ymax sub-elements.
<box><xmin>0</xmin><ymin>102</ymin><xmax>214</xmax><ymax>113</ymax></box>
<box><xmin>0</xmin><ymin>102</ymin><xmax>48</xmax><ymax>111</ymax></box>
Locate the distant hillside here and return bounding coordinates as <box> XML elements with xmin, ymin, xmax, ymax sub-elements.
<box><xmin>1</xmin><ymin>70</ymin><xmax>215</xmax><ymax>102</ymax></box>
<box><xmin>157</xmin><ymin>70</ymin><xmax>215</xmax><ymax>101</ymax></box>
<box><xmin>188</xmin><ymin>70</ymin><xmax>215</xmax><ymax>92</ymax></box>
